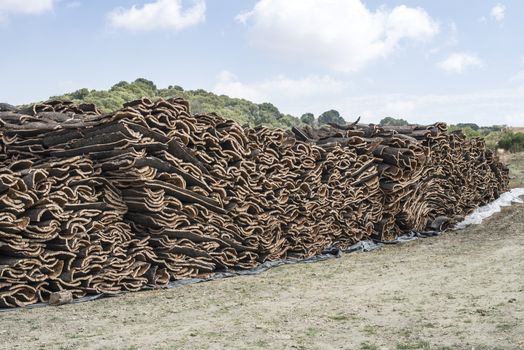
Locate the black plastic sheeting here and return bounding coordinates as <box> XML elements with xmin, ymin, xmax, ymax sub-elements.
<box><xmin>0</xmin><ymin>230</ymin><xmax>442</xmax><ymax>312</ymax></box>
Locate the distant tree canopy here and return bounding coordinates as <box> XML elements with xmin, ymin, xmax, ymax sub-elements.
<box><xmin>447</xmin><ymin>124</ymin><xmax>509</xmax><ymax>140</ymax></box>
<box><xmin>455</xmin><ymin>123</ymin><xmax>479</xmax><ymax>131</ymax></box>
<box><xmin>443</xmin><ymin>124</ymin><xmax>510</xmax><ymax>149</ymax></box>
<box><xmin>48</xmin><ymin>78</ymin><xmax>304</xmax><ymax>129</ymax></box>
<box><xmin>449</xmin><ymin>125</ymin><xmax>480</xmax><ymax>138</ymax></box>
<box><xmin>318</xmin><ymin>109</ymin><xmax>345</xmax><ymax>125</ymax></box>
<box><xmin>498</xmin><ymin>132</ymin><xmax>524</xmax><ymax>152</ymax></box>
<box><xmin>300</xmin><ymin>113</ymin><xmax>315</xmax><ymax>125</ymax></box>
<box><xmin>39</xmin><ymin>79</ymin><xmax>515</xmax><ymax>143</ymax></box>
<box><xmin>379</xmin><ymin>117</ymin><xmax>409</xmax><ymax>126</ymax></box>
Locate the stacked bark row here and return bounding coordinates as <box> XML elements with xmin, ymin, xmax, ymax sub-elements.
<box><xmin>294</xmin><ymin>122</ymin><xmax>508</xmax><ymax>240</ymax></box>
<box><xmin>0</xmin><ymin>98</ymin><xmax>508</xmax><ymax>307</ymax></box>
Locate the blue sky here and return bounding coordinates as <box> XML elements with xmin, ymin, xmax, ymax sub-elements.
<box><xmin>1</xmin><ymin>0</ymin><xmax>523</xmax><ymax>126</ymax></box>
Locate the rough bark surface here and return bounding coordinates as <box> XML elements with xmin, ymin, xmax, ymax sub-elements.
<box><xmin>0</xmin><ymin>98</ymin><xmax>509</xmax><ymax>307</ymax></box>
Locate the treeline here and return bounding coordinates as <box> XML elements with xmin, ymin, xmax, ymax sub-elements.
<box><xmin>446</xmin><ymin>123</ymin><xmax>524</xmax><ymax>152</ymax></box>
<box><xmin>498</xmin><ymin>132</ymin><xmax>524</xmax><ymax>153</ymax></box>
<box><xmin>50</xmin><ymin>78</ymin><xmax>352</xmax><ymax>130</ymax></box>
<box><xmin>52</xmin><ymin>78</ymin><xmax>301</xmax><ymax>129</ymax></box>
<box><xmin>46</xmin><ymin>79</ymin><xmax>523</xmax><ymax>152</ymax></box>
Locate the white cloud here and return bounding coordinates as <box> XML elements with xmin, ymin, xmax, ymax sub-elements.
<box><xmin>213</xmin><ymin>70</ymin><xmax>347</xmax><ymax>105</ymax></box>
<box><xmin>236</xmin><ymin>0</ymin><xmax>439</xmax><ymax>72</ymax></box>
<box><xmin>437</xmin><ymin>52</ymin><xmax>483</xmax><ymax>73</ymax></box>
<box><xmin>0</xmin><ymin>0</ymin><xmax>54</xmax><ymax>22</ymax></box>
<box><xmin>490</xmin><ymin>3</ymin><xmax>505</xmax><ymax>21</ymax></box>
<box><xmin>428</xmin><ymin>21</ymin><xmax>458</xmax><ymax>56</ymax></box>
<box><xmin>108</xmin><ymin>0</ymin><xmax>205</xmax><ymax>31</ymax></box>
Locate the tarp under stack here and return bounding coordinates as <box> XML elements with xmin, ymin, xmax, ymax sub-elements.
<box><xmin>0</xmin><ymin>98</ymin><xmax>508</xmax><ymax>307</ymax></box>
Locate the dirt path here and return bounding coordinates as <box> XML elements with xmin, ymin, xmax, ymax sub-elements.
<box><xmin>1</xmin><ymin>200</ymin><xmax>523</xmax><ymax>350</ymax></box>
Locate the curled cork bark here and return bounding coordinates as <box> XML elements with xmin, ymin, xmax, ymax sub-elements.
<box><xmin>0</xmin><ymin>98</ymin><xmax>508</xmax><ymax>307</ymax></box>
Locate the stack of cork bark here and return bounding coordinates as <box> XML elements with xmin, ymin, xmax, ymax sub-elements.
<box><xmin>0</xmin><ymin>98</ymin><xmax>508</xmax><ymax>307</ymax></box>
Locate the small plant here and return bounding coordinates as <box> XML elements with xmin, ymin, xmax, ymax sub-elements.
<box><xmin>495</xmin><ymin>322</ymin><xmax>515</xmax><ymax>331</ymax></box>
<box><xmin>396</xmin><ymin>340</ymin><xmax>431</xmax><ymax>350</ymax></box>
<box><xmin>328</xmin><ymin>314</ymin><xmax>349</xmax><ymax>321</ymax></box>
<box><xmin>361</xmin><ymin>342</ymin><xmax>380</xmax><ymax>350</ymax></box>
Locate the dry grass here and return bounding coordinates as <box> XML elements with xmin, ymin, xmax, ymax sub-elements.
<box><xmin>500</xmin><ymin>151</ymin><xmax>524</xmax><ymax>188</ymax></box>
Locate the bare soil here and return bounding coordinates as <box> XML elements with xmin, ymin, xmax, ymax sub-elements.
<box><xmin>1</xmin><ymin>153</ymin><xmax>523</xmax><ymax>350</ymax></box>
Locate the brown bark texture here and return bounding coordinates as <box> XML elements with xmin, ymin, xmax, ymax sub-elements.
<box><xmin>0</xmin><ymin>98</ymin><xmax>508</xmax><ymax>307</ymax></box>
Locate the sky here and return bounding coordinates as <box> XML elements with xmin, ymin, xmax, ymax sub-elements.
<box><xmin>1</xmin><ymin>0</ymin><xmax>524</xmax><ymax>126</ymax></box>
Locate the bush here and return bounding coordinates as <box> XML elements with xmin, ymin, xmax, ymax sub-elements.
<box><xmin>455</xmin><ymin>123</ymin><xmax>479</xmax><ymax>131</ymax></box>
<box><xmin>48</xmin><ymin>78</ymin><xmax>304</xmax><ymax>129</ymax></box>
<box><xmin>498</xmin><ymin>132</ymin><xmax>524</xmax><ymax>152</ymax></box>
<box><xmin>300</xmin><ymin>113</ymin><xmax>315</xmax><ymax>125</ymax></box>
<box><xmin>379</xmin><ymin>117</ymin><xmax>408</xmax><ymax>126</ymax></box>
<box><xmin>318</xmin><ymin>110</ymin><xmax>345</xmax><ymax>125</ymax></box>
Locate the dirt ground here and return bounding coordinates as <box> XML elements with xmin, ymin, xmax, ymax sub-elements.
<box><xmin>1</xmin><ymin>154</ymin><xmax>523</xmax><ymax>350</ymax></box>
<box><xmin>1</xmin><ymin>201</ymin><xmax>523</xmax><ymax>350</ymax></box>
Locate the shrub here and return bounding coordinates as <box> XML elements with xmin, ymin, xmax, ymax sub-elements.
<box><xmin>498</xmin><ymin>132</ymin><xmax>524</xmax><ymax>152</ymax></box>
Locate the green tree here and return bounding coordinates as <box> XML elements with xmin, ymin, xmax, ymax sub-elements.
<box><xmin>70</xmin><ymin>88</ymin><xmax>90</xmax><ymax>100</ymax></box>
<box><xmin>498</xmin><ymin>132</ymin><xmax>524</xmax><ymax>152</ymax></box>
<box><xmin>46</xmin><ymin>78</ymin><xmax>305</xmax><ymax>129</ymax></box>
<box><xmin>255</xmin><ymin>102</ymin><xmax>281</xmax><ymax>125</ymax></box>
<box><xmin>134</xmin><ymin>78</ymin><xmax>157</xmax><ymax>92</ymax></box>
<box><xmin>456</xmin><ymin>123</ymin><xmax>480</xmax><ymax>131</ymax></box>
<box><xmin>300</xmin><ymin>113</ymin><xmax>315</xmax><ymax>125</ymax></box>
<box><xmin>111</xmin><ymin>81</ymin><xmax>129</xmax><ymax>90</ymax></box>
<box><xmin>318</xmin><ymin>109</ymin><xmax>345</xmax><ymax>125</ymax></box>
<box><xmin>460</xmin><ymin>127</ymin><xmax>481</xmax><ymax>138</ymax></box>
<box><xmin>379</xmin><ymin>117</ymin><xmax>409</xmax><ymax>126</ymax></box>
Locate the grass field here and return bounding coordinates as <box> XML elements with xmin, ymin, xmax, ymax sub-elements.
<box><xmin>1</xmin><ymin>154</ymin><xmax>523</xmax><ymax>350</ymax></box>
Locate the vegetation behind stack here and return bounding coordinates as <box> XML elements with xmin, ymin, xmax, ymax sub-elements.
<box><xmin>498</xmin><ymin>132</ymin><xmax>524</xmax><ymax>153</ymax></box>
<box><xmin>45</xmin><ymin>78</ymin><xmax>523</xmax><ymax>151</ymax></box>
<box><xmin>49</xmin><ymin>78</ymin><xmax>304</xmax><ymax>129</ymax></box>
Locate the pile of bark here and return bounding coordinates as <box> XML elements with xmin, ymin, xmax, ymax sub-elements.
<box><xmin>294</xmin><ymin>122</ymin><xmax>508</xmax><ymax>239</ymax></box>
<box><xmin>0</xmin><ymin>98</ymin><xmax>508</xmax><ymax>307</ymax></box>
